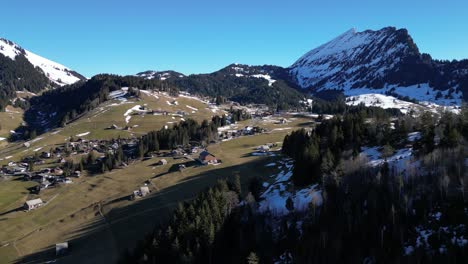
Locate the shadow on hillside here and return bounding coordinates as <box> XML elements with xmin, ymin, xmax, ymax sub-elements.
<box><xmin>0</xmin><ymin>206</ymin><xmax>23</xmax><ymax>217</ymax></box>
<box><xmin>297</xmin><ymin>121</ymin><xmax>315</xmax><ymax>127</ymax></box>
<box><xmin>14</xmin><ymin>157</ymin><xmax>276</xmax><ymax>264</ymax></box>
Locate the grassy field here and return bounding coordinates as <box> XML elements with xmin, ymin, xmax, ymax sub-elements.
<box><xmin>0</xmin><ymin>93</ymin><xmax>315</xmax><ymax>263</ymax></box>
<box><xmin>0</xmin><ymin>92</ymin><xmax>221</xmax><ymax>166</ymax></box>
<box><xmin>0</xmin><ymin>106</ymin><xmax>23</xmax><ymax>145</ymax></box>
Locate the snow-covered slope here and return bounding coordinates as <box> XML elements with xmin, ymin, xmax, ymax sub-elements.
<box><xmin>346</xmin><ymin>93</ymin><xmax>418</xmax><ymax>114</ymax></box>
<box><xmin>290</xmin><ymin>27</ymin><xmax>415</xmax><ymax>89</ymax></box>
<box><xmin>136</xmin><ymin>70</ymin><xmax>185</xmax><ymax>80</ymax></box>
<box><xmin>345</xmin><ymin>93</ymin><xmax>461</xmax><ymax>114</ymax></box>
<box><xmin>289</xmin><ymin>27</ymin><xmax>466</xmax><ymax>105</ymax></box>
<box><xmin>0</xmin><ymin>38</ymin><xmax>84</xmax><ymax>86</ymax></box>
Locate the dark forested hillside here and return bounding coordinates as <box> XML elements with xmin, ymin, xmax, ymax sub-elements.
<box><xmin>121</xmin><ymin>107</ymin><xmax>468</xmax><ymax>264</ymax></box>
<box><xmin>0</xmin><ymin>53</ymin><xmax>51</xmax><ymax>110</ymax></box>
<box><xmin>165</xmin><ymin>64</ymin><xmax>306</xmax><ymax>109</ymax></box>
<box><xmin>15</xmin><ymin>74</ymin><xmax>176</xmax><ymax>138</ymax></box>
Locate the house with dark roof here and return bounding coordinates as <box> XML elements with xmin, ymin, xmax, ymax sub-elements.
<box><xmin>198</xmin><ymin>151</ymin><xmax>218</xmax><ymax>165</ymax></box>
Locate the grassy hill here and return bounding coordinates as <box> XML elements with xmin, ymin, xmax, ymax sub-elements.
<box><xmin>0</xmin><ymin>91</ymin><xmax>314</xmax><ymax>263</ymax></box>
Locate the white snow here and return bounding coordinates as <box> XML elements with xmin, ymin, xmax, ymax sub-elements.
<box><xmin>75</xmin><ymin>132</ymin><xmax>90</xmax><ymax>137</ymax></box>
<box><xmin>251</xmin><ymin>74</ymin><xmax>276</xmax><ymax>86</ymax></box>
<box><xmin>344</xmin><ymin>84</ymin><xmax>462</xmax><ymax>108</ymax></box>
<box><xmin>0</xmin><ymin>137</ymin><xmax>6</xmax><ymax>141</ymax></box>
<box><xmin>346</xmin><ymin>94</ymin><xmax>418</xmax><ymax>114</ymax></box>
<box><xmin>139</xmin><ymin>89</ymin><xmax>160</xmax><ymax>99</ymax></box>
<box><xmin>124</xmin><ymin>105</ymin><xmax>147</xmax><ymax>124</ymax></box>
<box><xmin>259</xmin><ymin>160</ymin><xmax>323</xmax><ymax>216</ymax></box>
<box><xmin>186</xmin><ymin>105</ymin><xmax>198</xmax><ymax>111</ymax></box>
<box><xmin>272</xmin><ymin>127</ymin><xmax>292</xmax><ymax>131</ymax></box>
<box><xmin>361</xmin><ymin>146</ymin><xmax>414</xmax><ymax>172</ymax></box>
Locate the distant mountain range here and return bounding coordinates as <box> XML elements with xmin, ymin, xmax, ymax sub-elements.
<box><xmin>1</xmin><ymin>26</ymin><xmax>467</xmax><ymax>113</ymax></box>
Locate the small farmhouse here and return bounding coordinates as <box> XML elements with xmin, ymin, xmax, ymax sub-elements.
<box><xmin>199</xmin><ymin>151</ymin><xmax>218</xmax><ymax>165</ymax></box>
<box><xmin>139</xmin><ymin>186</ymin><xmax>150</xmax><ymax>197</ymax></box>
<box><xmin>24</xmin><ymin>198</ymin><xmax>44</xmax><ymax>211</ymax></box>
<box><xmin>132</xmin><ymin>186</ymin><xmax>151</xmax><ymax>199</ymax></box>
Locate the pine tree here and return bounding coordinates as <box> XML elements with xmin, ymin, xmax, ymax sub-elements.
<box><xmin>286</xmin><ymin>196</ymin><xmax>294</xmax><ymax>213</ymax></box>
<box><xmin>230</xmin><ymin>174</ymin><xmax>241</xmax><ymax>194</ymax></box>
<box><xmin>28</xmin><ymin>160</ymin><xmax>34</xmax><ymax>172</ymax></box>
<box><xmin>246</xmin><ymin>252</ymin><xmax>259</xmax><ymax>264</ymax></box>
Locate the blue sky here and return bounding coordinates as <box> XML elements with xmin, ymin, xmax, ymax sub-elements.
<box><xmin>2</xmin><ymin>0</ymin><xmax>467</xmax><ymax>77</ymax></box>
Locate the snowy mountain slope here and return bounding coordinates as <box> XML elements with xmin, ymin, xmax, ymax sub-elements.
<box><xmin>0</xmin><ymin>38</ymin><xmax>85</xmax><ymax>86</ymax></box>
<box><xmin>289</xmin><ymin>27</ymin><xmax>467</xmax><ymax>105</ymax></box>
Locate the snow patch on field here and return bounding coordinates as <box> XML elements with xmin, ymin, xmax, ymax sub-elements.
<box><xmin>139</xmin><ymin>89</ymin><xmax>160</xmax><ymax>99</ymax></box>
<box><xmin>186</xmin><ymin>105</ymin><xmax>198</xmax><ymax>111</ymax></box>
<box><xmin>124</xmin><ymin>105</ymin><xmax>146</xmax><ymax>124</ymax></box>
<box><xmin>272</xmin><ymin>127</ymin><xmax>292</xmax><ymax>131</ymax></box>
<box><xmin>76</xmin><ymin>132</ymin><xmax>90</xmax><ymax>137</ymax></box>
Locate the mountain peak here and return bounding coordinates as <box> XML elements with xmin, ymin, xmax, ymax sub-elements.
<box><xmin>0</xmin><ymin>37</ymin><xmax>84</xmax><ymax>86</ymax></box>
<box><xmin>288</xmin><ymin>26</ymin><xmax>466</xmax><ymax>105</ymax></box>
<box><xmin>289</xmin><ymin>27</ymin><xmax>420</xmax><ymax>89</ymax></box>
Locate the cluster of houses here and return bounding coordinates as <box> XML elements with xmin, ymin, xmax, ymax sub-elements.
<box><xmin>152</xmin><ymin>147</ymin><xmax>219</xmax><ymax>166</ymax></box>
<box><xmin>23</xmin><ymin>167</ymin><xmax>78</xmax><ymax>194</ymax></box>
<box><xmin>218</xmin><ymin>126</ymin><xmax>267</xmax><ymax>141</ymax></box>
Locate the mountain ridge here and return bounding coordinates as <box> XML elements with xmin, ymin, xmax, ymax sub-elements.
<box><xmin>288</xmin><ymin>26</ymin><xmax>468</xmax><ymax>103</ymax></box>
<box><xmin>0</xmin><ymin>38</ymin><xmax>85</xmax><ymax>85</ymax></box>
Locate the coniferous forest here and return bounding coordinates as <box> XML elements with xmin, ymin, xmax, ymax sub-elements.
<box><xmin>121</xmin><ymin>107</ymin><xmax>468</xmax><ymax>264</ymax></box>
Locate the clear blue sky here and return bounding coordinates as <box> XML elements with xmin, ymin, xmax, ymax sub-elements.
<box><xmin>2</xmin><ymin>0</ymin><xmax>467</xmax><ymax>77</ymax></box>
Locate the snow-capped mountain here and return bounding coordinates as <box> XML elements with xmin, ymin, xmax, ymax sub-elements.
<box><xmin>136</xmin><ymin>70</ymin><xmax>185</xmax><ymax>80</ymax></box>
<box><xmin>0</xmin><ymin>38</ymin><xmax>85</xmax><ymax>86</ymax></box>
<box><xmin>289</xmin><ymin>27</ymin><xmax>467</xmax><ymax>105</ymax></box>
